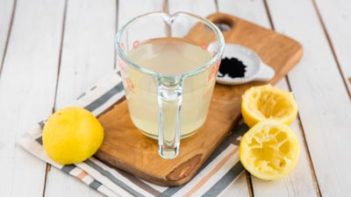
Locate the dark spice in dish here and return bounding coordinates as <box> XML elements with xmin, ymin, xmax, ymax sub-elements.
<box><xmin>217</xmin><ymin>57</ymin><xmax>247</xmax><ymax>78</ymax></box>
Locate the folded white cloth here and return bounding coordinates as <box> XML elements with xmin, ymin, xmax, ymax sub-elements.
<box><xmin>18</xmin><ymin>73</ymin><xmax>246</xmax><ymax>197</ymax></box>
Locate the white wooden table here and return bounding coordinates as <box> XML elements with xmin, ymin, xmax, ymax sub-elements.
<box><xmin>1</xmin><ymin>0</ymin><xmax>351</xmax><ymax>196</ymax></box>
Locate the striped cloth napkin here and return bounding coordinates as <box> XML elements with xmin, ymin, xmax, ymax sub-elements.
<box><xmin>18</xmin><ymin>73</ymin><xmax>248</xmax><ymax>197</ymax></box>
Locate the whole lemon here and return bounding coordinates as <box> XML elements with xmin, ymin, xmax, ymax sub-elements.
<box><xmin>43</xmin><ymin>107</ymin><xmax>104</xmax><ymax>164</ymax></box>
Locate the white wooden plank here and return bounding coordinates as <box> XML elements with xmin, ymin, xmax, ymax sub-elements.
<box><xmin>118</xmin><ymin>0</ymin><xmax>164</xmax><ymax>28</ymax></box>
<box><xmin>251</xmin><ymin>82</ymin><xmax>320</xmax><ymax>197</ymax></box>
<box><xmin>0</xmin><ymin>0</ymin><xmax>65</xmax><ymax>196</ymax></box>
<box><xmin>218</xmin><ymin>0</ymin><xmax>270</xmax><ymax>27</ymax></box>
<box><xmin>45</xmin><ymin>0</ymin><xmax>165</xmax><ymax>196</ymax></box>
<box><xmin>313</xmin><ymin>0</ymin><xmax>351</xmax><ymax>79</ymax></box>
<box><xmin>44</xmin><ymin>0</ymin><xmax>116</xmax><ymax>196</ymax></box>
<box><xmin>167</xmin><ymin>1</ymin><xmax>251</xmax><ymax>196</ymax></box>
<box><xmin>117</xmin><ymin>0</ymin><xmax>165</xmax><ymax>57</ymax></box>
<box><xmin>0</xmin><ymin>0</ymin><xmax>14</xmax><ymax>68</ymax></box>
<box><xmin>168</xmin><ymin>0</ymin><xmax>216</xmax><ymax>15</ymax></box>
<box><xmin>267</xmin><ymin>0</ymin><xmax>351</xmax><ymax>196</ymax></box>
<box><xmin>54</xmin><ymin>0</ymin><xmax>116</xmax><ymax>108</ymax></box>
<box><xmin>217</xmin><ymin>0</ymin><xmax>319</xmax><ymax>196</ymax></box>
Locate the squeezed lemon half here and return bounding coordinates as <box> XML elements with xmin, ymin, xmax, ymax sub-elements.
<box><xmin>241</xmin><ymin>84</ymin><xmax>298</xmax><ymax>127</ymax></box>
<box><xmin>239</xmin><ymin>120</ymin><xmax>300</xmax><ymax>180</ymax></box>
<box><xmin>43</xmin><ymin>107</ymin><xmax>104</xmax><ymax>164</ymax></box>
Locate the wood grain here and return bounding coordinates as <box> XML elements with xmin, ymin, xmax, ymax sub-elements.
<box><xmin>44</xmin><ymin>0</ymin><xmax>166</xmax><ymax>196</ymax></box>
<box><xmin>43</xmin><ymin>0</ymin><xmax>116</xmax><ymax>196</ymax></box>
<box><xmin>267</xmin><ymin>0</ymin><xmax>351</xmax><ymax>196</ymax></box>
<box><xmin>168</xmin><ymin>0</ymin><xmax>251</xmax><ymax>194</ymax></box>
<box><xmin>0</xmin><ymin>0</ymin><xmax>65</xmax><ymax>196</ymax></box>
<box><xmin>217</xmin><ymin>0</ymin><xmax>320</xmax><ymax>196</ymax></box>
<box><xmin>95</xmin><ymin>12</ymin><xmax>302</xmax><ymax>186</ymax></box>
<box><xmin>313</xmin><ymin>0</ymin><xmax>351</xmax><ymax>82</ymax></box>
<box><xmin>124</xmin><ymin>0</ymin><xmax>248</xmax><ymax>192</ymax></box>
<box><xmin>0</xmin><ymin>0</ymin><xmax>15</xmax><ymax>71</ymax></box>
<box><xmin>0</xmin><ymin>0</ymin><xmax>348</xmax><ymax>196</ymax></box>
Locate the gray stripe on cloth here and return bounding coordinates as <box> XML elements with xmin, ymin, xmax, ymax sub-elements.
<box><xmin>202</xmin><ymin>162</ymin><xmax>244</xmax><ymax>197</ymax></box>
<box><xmin>231</xmin><ymin>123</ymin><xmax>249</xmax><ymax>146</ymax></box>
<box><xmin>29</xmin><ymin>79</ymin><xmax>124</xmax><ymax>194</ymax></box>
<box><xmin>161</xmin><ymin>123</ymin><xmax>248</xmax><ymax>196</ymax></box>
<box><xmin>35</xmin><ymin>82</ymin><xmax>124</xmax><ymax>146</ymax></box>
<box><xmin>89</xmin><ymin>180</ymin><xmax>103</xmax><ymax>190</ymax></box>
<box><xmin>34</xmin><ymin>77</ymin><xmax>248</xmax><ymax>197</ymax></box>
<box><xmin>84</xmin><ymin>82</ymin><xmax>124</xmax><ymax>112</ymax></box>
<box><xmin>62</xmin><ymin>165</ymin><xmax>76</xmax><ymax>174</ymax></box>
<box><xmin>77</xmin><ymin>92</ymin><xmax>87</xmax><ymax>100</ymax></box>
<box><xmin>38</xmin><ymin>121</ymin><xmax>45</xmax><ymax>129</ymax></box>
<box><xmin>158</xmin><ymin>186</ymin><xmax>182</xmax><ymax>197</ymax></box>
<box><xmin>117</xmin><ymin>168</ymin><xmax>160</xmax><ymax>196</ymax></box>
<box><xmin>202</xmin><ymin>123</ymin><xmax>248</xmax><ymax>169</ymax></box>
<box><xmin>35</xmin><ymin>137</ymin><xmax>43</xmax><ymax>145</ymax></box>
<box><xmin>85</xmin><ymin>160</ymin><xmax>145</xmax><ymax>197</ymax></box>
<box><xmin>34</xmin><ymin>80</ymin><xmax>123</xmax><ymax>146</ymax></box>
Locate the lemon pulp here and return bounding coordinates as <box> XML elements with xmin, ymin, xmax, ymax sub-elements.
<box><xmin>241</xmin><ymin>84</ymin><xmax>298</xmax><ymax>127</ymax></box>
<box><xmin>239</xmin><ymin>120</ymin><xmax>300</xmax><ymax>180</ymax></box>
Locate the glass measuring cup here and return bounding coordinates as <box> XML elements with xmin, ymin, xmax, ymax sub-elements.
<box><xmin>115</xmin><ymin>12</ymin><xmax>224</xmax><ymax>159</ymax></box>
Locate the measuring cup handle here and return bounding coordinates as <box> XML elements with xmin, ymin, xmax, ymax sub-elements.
<box><xmin>157</xmin><ymin>81</ymin><xmax>183</xmax><ymax>159</ymax></box>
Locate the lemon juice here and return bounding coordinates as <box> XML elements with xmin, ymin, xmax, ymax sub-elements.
<box><xmin>124</xmin><ymin>38</ymin><xmax>215</xmax><ymax>138</ymax></box>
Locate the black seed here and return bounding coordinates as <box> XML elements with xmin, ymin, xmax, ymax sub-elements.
<box><xmin>217</xmin><ymin>57</ymin><xmax>247</xmax><ymax>79</ymax></box>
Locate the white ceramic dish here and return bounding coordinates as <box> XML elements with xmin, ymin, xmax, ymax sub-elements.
<box><xmin>212</xmin><ymin>43</ymin><xmax>275</xmax><ymax>85</ymax></box>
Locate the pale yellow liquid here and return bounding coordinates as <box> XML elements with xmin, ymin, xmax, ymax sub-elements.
<box><xmin>124</xmin><ymin>38</ymin><xmax>215</xmax><ymax>138</ymax></box>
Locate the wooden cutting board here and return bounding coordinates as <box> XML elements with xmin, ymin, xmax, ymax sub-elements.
<box><xmin>95</xmin><ymin>12</ymin><xmax>303</xmax><ymax>186</ymax></box>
